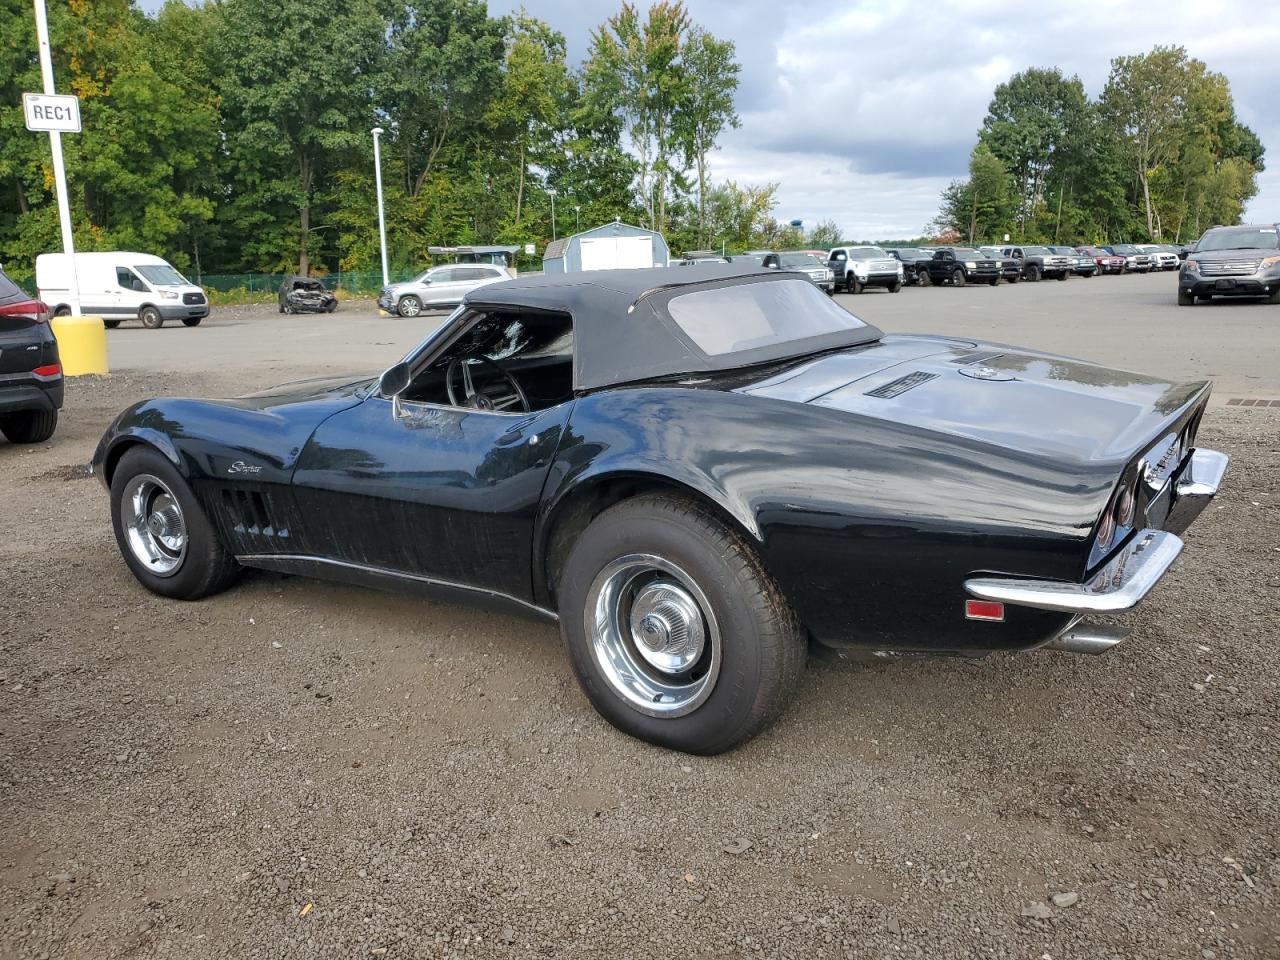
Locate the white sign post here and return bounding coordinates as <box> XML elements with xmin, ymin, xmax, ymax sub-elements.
<box><xmin>28</xmin><ymin>0</ymin><xmax>81</xmax><ymax>315</ymax></box>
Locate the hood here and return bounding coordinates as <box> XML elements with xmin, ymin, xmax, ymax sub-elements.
<box><xmin>1190</xmin><ymin>246</ymin><xmax>1278</xmax><ymax>262</ymax></box>
<box><xmin>739</xmin><ymin>334</ymin><xmax>1207</xmax><ymax>466</ymax></box>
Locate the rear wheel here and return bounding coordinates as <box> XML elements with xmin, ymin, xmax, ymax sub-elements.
<box><xmin>0</xmin><ymin>408</ymin><xmax>57</xmax><ymax>444</ymax></box>
<box><xmin>53</xmin><ymin>306</ymin><xmax>71</xmax><ymax>317</ymax></box>
<box><xmin>1177</xmin><ymin>288</ymin><xmax>1195</xmax><ymax>306</ymax></box>
<box><xmin>397</xmin><ymin>294</ymin><xmax>423</xmax><ymax>317</ymax></box>
<box><xmin>181</xmin><ymin>317</ymin><xmax>202</xmax><ymax>327</ymax></box>
<box><xmin>109</xmin><ymin>446</ymin><xmax>240</xmax><ymax>600</ymax></box>
<box><xmin>139</xmin><ymin>306</ymin><xmax>164</xmax><ymax>329</ymax></box>
<box><xmin>951</xmin><ymin>268</ymin><xmax>966</xmax><ymax>287</ymax></box>
<box><xmin>559</xmin><ymin>494</ymin><xmax>806</xmax><ymax>755</ymax></box>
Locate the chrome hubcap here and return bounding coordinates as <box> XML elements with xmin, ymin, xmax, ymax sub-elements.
<box><xmin>121</xmin><ymin>474</ymin><xmax>187</xmax><ymax>577</ymax></box>
<box><xmin>585</xmin><ymin>554</ymin><xmax>720</xmax><ymax>718</ymax></box>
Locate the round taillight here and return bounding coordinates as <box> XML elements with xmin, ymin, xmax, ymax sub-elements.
<box><xmin>1096</xmin><ymin>505</ymin><xmax>1116</xmax><ymax>551</ymax></box>
<box><xmin>1115</xmin><ymin>485</ymin><xmax>1135</xmax><ymax>527</ymax></box>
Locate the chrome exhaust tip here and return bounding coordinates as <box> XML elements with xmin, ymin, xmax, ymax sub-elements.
<box><xmin>1042</xmin><ymin>623</ymin><xmax>1129</xmax><ymax>655</ymax></box>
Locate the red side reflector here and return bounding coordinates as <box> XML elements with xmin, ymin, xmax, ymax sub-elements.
<box><xmin>965</xmin><ymin>599</ymin><xmax>1005</xmax><ymax>622</ymax></box>
<box><xmin>32</xmin><ymin>363</ymin><xmax>62</xmax><ymax>378</ymax></box>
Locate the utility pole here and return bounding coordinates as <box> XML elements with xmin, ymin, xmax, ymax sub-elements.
<box><xmin>548</xmin><ymin>187</ymin><xmax>558</xmax><ymax>241</ymax></box>
<box><xmin>371</xmin><ymin>127</ymin><xmax>389</xmax><ymax>287</ymax></box>
<box><xmin>32</xmin><ymin>0</ymin><xmax>79</xmax><ymax>314</ymax></box>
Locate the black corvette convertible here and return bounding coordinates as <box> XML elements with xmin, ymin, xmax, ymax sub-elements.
<box><xmin>92</xmin><ymin>266</ymin><xmax>1227</xmax><ymax>754</ymax></box>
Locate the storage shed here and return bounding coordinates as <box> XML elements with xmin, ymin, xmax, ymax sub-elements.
<box><xmin>542</xmin><ymin>220</ymin><xmax>670</xmax><ymax>274</ymax></box>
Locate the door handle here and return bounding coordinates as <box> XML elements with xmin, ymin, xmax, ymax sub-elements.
<box><xmin>496</xmin><ymin>429</ymin><xmax>538</xmax><ymax>447</ymax></box>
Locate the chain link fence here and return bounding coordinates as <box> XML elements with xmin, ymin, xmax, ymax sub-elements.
<box><xmin>197</xmin><ymin>269</ymin><xmax>422</xmax><ymax>304</ymax></box>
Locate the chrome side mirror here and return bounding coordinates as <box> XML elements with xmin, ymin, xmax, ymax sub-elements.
<box><xmin>379</xmin><ymin>362</ymin><xmax>411</xmax><ymax>418</ymax></box>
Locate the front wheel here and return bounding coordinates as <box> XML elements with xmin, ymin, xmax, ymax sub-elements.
<box><xmin>846</xmin><ymin>276</ymin><xmax>862</xmax><ymax>295</ymax></box>
<box><xmin>182</xmin><ymin>317</ymin><xmax>202</xmax><ymax>327</ymax></box>
<box><xmin>951</xmin><ymin>268</ymin><xmax>966</xmax><ymax>287</ymax></box>
<box><xmin>559</xmin><ymin>495</ymin><xmax>806</xmax><ymax>755</ymax></box>
<box><xmin>1178</xmin><ymin>289</ymin><xmax>1195</xmax><ymax>306</ymax></box>
<box><xmin>1269</xmin><ymin>286</ymin><xmax>1280</xmax><ymax>305</ymax></box>
<box><xmin>325</xmin><ymin>300</ymin><xmax>337</xmax><ymax>312</ymax></box>
<box><xmin>139</xmin><ymin>306</ymin><xmax>164</xmax><ymax>329</ymax></box>
<box><xmin>1025</xmin><ymin>265</ymin><xmax>1041</xmax><ymax>282</ymax></box>
<box><xmin>397</xmin><ymin>294</ymin><xmax>423</xmax><ymax>317</ymax></box>
<box><xmin>104</xmin><ymin>319</ymin><xmax>121</xmax><ymax>329</ymax></box>
<box><xmin>1057</xmin><ymin>271</ymin><xmax>1068</xmax><ymax>281</ymax></box>
<box><xmin>988</xmin><ymin>278</ymin><xmax>999</xmax><ymax>286</ymax></box>
<box><xmin>109</xmin><ymin>446</ymin><xmax>241</xmax><ymax>600</ymax></box>
<box><xmin>889</xmin><ymin>280</ymin><xmax>902</xmax><ymax>293</ymax></box>
<box><xmin>0</xmin><ymin>408</ymin><xmax>57</xmax><ymax>444</ymax></box>
<box><xmin>917</xmin><ymin>270</ymin><xmax>931</xmax><ymax>287</ymax></box>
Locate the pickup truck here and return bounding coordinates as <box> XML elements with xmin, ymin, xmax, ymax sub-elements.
<box><xmin>978</xmin><ymin>246</ymin><xmax>1022</xmax><ymax>283</ymax></box>
<box><xmin>827</xmin><ymin>246</ymin><xmax>903</xmax><ymax>294</ymax></box>
<box><xmin>1001</xmin><ymin>245</ymin><xmax>1073</xmax><ymax>281</ymax></box>
<box><xmin>1050</xmin><ymin>246</ymin><xmax>1097</xmax><ymax>277</ymax></box>
<box><xmin>1105</xmin><ymin>244</ymin><xmax>1153</xmax><ymax>273</ymax></box>
<box><xmin>885</xmin><ymin>248</ymin><xmax>935</xmax><ymax>286</ymax></box>
<box><xmin>921</xmin><ymin>247</ymin><xmax>1001</xmax><ymax>286</ymax></box>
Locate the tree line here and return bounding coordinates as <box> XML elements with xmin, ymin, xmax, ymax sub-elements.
<box><xmin>932</xmin><ymin>47</ymin><xmax>1265</xmax><ymax>247</ymax></box>
<box><xmin>1</xmin><ymin>0</ymin><xmax>815</xmax><ymax>282</ymax></box>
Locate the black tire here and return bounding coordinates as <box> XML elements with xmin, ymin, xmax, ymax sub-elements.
<box><xmin>559</xmin><ymin>494</ymin><xmax>806</xmax><ymax>755</ymax></box>
<box><xmin>951</xmin><ymin>268</ymin><xmax>966</xmax><ymax>287</ymax></box>
<box><xmin>889</xmin><ymin>280</ymin><xmax>902</xmax><ymax>293</ymax></box>
<box><xmin>917</xmin><ymin>270</ymin><xmax>931</xmax><ymax>287</ymax></box>
<box><xmin>282</xmin><ymin>302</ymin><xmax>294</xmax><ymax>315</ymax></box>
<box><xmin>397</xmin><ymin>294</ymin><xmax>423</xmax><ymax>317</ymax></box>
<box><xmin>139</xmin><ymin>306</ymin><xmax>164</xmax><ymax>329</ymax></box>
<box><xmin>1269</xmin><ymin>286</ymin><xmax>1280</xmax><ymax>305</ymax></box>
<box><xmin>1006</xmin><ymin>273</ymin><xmax>1019</xmax><ymax>284</ymax></box>
<box><xmin>181</xmin><ymin>317</ymin><xmax>202</xmax><ymax>327</ymax></box>
<box><xmin>53</xmin><ymin>306</ymin><xmax>71</xmax><ymax>317</ymax></box>
<box><xmin>1177</xmin><ymin>288</ymin><xmax>1195</xmax><ymax>306</ymax></box>
<box><xmin>0</xmin><ymin>408</ymin><xmax>57</xmax><ymax>444</ymax></box>
<box><xmin>1026</xmin><ymin>265</ymin><xmax>1041</xmax><ymax>282</ymax></box>
<box><xmin>103</xmin><ymin>319</ymin><xmax>121</xmax><ymax>329</ymax></box>
<box><xmin>1056</xmin><ymin>271</ymin><xmax>1068</xmax><ymax>281</ymax></box>
<box><xmin>325</xmin><ymin>300</ymin><xmax>337</xmax><ymax>313</ymax></box>
<box><xmin>988</xmin><ymin>278</ymin><xmax>999</xmax><ymax>286</ymax></box>
<box><xmin>109</xmin><ymin>446</ymin><xmax>240</xmax><ymax>600</ymax></box>
<box><xmin>846</xmin><ymin>276</ymin><xmax>862</xmax><ymax>295</ymax></box>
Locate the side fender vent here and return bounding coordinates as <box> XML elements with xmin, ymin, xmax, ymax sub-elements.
<box><xmin>221</xmin><ymin>488</ymin><xmax>289</xmax><ymax>540</ymax></box>
<box><xmin>864</xmin><ymin>371</ymin><xmax>938</xmax><ymax>399</ymax></box>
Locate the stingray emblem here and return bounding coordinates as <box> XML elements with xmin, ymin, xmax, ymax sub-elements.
<box><xmin>227</xmin><ymin>460</ymin><xmax>263</xmax><ymax>475</ymax></box>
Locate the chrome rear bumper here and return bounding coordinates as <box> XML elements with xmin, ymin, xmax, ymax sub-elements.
<box><xmin>964</xmin><ymin>448</ymin><xmax>1227</xmax><ymax>616</ymax></box>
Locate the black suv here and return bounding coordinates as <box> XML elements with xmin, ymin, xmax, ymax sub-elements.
<box><xmin>1179</xmin><ymin>224</ymin><xmax>1280</xmax><ymax>306</ymax></box>
<box><xmin>0</xmin><ymin>267</ymin><xmax>63</xmax><ymax>443</ymax></box>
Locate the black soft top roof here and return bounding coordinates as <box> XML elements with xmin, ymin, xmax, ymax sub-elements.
<box><xmin>464</xmin><ymin>265</ymin><xmax>882</xmax><ymax>391</ymax></box>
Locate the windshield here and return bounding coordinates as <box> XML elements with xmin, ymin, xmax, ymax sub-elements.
<box><xmin>668</xmin><ymin>278</ymin><xmax>871</xmax><ymax>356</ymax></box>
<box><xmin>1109</xmin><ymin>244</ymin><xmax>1138</xmax><ymax>254</ymax></box>
<box><xmin>778</xmin><ymin>253</ymin><xmax>824</xmax><ymax>268</ymax></box>
<box><xmin>847</xmin><ymin>247</ymin><xmax>887</xmax><ymax>259</ymax></box>
<box><xmin>1195</xmin><ymin>227</ymin><xmax>1280</xmax><ymax>252</ymax></box>
<box><xmin>1050</xmin><ymin>246</ymin><xmax>1078</xmax><ymax>255</ymax></box>
<box><xmin>950</xmin><ymin>248</ymin><xmax>982</xmax><ymax>258</ymax></box>
<box><xmin>1020</xmin><ymin>246</ymin><xmax>1051</xmax><ymax>256</ymax></box>
<box><xmin>135</xmin><ymin>264</ymin><xmax>188</xmax><ymax>286</ymax></box>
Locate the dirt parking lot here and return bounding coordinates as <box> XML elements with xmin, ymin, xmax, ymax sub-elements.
<box><xmin>2</xmin><ymin>272</ymin><xmax>1277</xmax><ymax>959</ymax></box>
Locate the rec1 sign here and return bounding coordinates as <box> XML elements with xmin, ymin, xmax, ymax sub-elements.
<box><xmin>23</xmin><ymin>92</ymin><xmax>81</xmax><ymax>133</ymax></box>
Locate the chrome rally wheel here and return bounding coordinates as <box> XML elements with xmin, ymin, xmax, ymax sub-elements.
<box><xmin>585</xmin><ymin>554</ymin><xmax>722</xmax><ymax>718</ymax></box>
<box><xmin>120</xmin><ymin>474</ymin><xmax>188</xmax><ymax>577</ymax></box>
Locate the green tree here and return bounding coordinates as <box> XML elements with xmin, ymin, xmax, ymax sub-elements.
<box><xmin>672</xmin><ymin>26</ymin><xmax>739</xmax><ymax>247</ymax></box>
<box><xmin>214</xmin><ymin>0</ymin><xmax>384</xmax><ymax>274</ymax></box>
<box><xmin>979</xmin><ymin>67</ymin><xmax>1089</xmax><ymax>235</ymax></box>
<box><xmin>583</xmin><ymin>1</ymin><xmax>692</xmax><ymax>234</ymax></box>
<box><xmin>807</xmin><ymin>219</ymin><xmax>842</xmax><ymax>249</ymax></box>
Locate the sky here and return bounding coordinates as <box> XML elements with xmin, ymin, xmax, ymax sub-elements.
<box><xmin>139</xmin><ymin>0</ymin><xmax>1277</xmax><ymax>241</ymax></box>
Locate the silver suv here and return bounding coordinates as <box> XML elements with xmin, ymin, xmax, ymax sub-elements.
<box><xmin>378</xmin><ymin>264</ymin><xmax>512</xmax><ymax>317</ymax></box>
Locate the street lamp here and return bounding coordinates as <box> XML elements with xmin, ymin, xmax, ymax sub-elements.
<box><xmin>548</xmin><ymin>187</ymin><xmax>558</xmax><ymax>241</ymax></box>
<box><xmin>371</xmin><ymin>126</ymin><xmax>389</xmax><ymax>287</ymax></box>
<box><xmin>574</xmin><ymin>204</ymin><xmax>581</xmax><ymax>233</ymax></box>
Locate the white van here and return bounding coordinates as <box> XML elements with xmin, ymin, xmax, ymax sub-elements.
<box><xmin>35</xmin><ymin>252</ymin><xmax>209</xmax><ymax>329</ymax></box>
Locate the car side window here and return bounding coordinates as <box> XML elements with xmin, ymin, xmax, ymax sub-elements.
<box><xmin>430</xmin><ymin>268</ymin><xmax>456</xmax><ymax>283</ymax></box>
<box><xmin>830</xmin><ymin>250</ymin><xmax>846</xmax><ymax>261</ymax></box>
<box><xmin>117</xmin><ymin>267</ymin><xmax>145</xmax><ymax>291</ymax></box>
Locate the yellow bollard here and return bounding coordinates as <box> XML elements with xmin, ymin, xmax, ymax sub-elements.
<box><xmin>50</xmin><ymin>314</ymin><xmax>110</xmax><ymax>376</ymax></box>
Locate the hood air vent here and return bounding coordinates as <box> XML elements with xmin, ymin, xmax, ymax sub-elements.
<box><xmin>864</xmin><ymin>371</ymin><xmax>938</xmax><ymax>399</ymax></box>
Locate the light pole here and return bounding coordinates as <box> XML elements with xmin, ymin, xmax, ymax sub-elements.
<box><xmin>574</xmin><ymin>204</ymin><xmax>581</xmax><ymax>233</ymax></box>
<box><xmin>371</xmin><ymin>126</ymin><xmax>389</xmax><ymax>287</ymax></box>
<box><xmin>548</xmin><ymin>187</ymin><xmax>558</xmax><ymax>241</ymax></box>
<box><xmin>32</xmin><ymin>0</ymin><xmax>79</xmax><ymax>315</ymax></box>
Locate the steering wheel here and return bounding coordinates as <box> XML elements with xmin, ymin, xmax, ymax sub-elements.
<box><xmin>445</xmin><ymin>356</ymin><xmax>530</xmax><ymax>413</ymax></box>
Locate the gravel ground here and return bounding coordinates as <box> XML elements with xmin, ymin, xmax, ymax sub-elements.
<box><xmin>1</xmin><ymin>275</ymin><xmax>1278</xmax><ymax>959</ymax></box>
